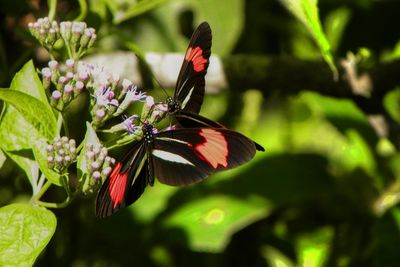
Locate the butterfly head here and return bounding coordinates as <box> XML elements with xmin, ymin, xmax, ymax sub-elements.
<box><xmin>166</xmin><ymin>96</ymin><xmax>180</xmax><ymax>114</ymax></box>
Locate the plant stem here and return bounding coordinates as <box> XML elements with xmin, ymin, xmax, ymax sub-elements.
<box><xmin>56</xmin><ymin>112</ymin><xmax>70</xmax><ymax>136</ymax></box>
<box><xmin>75</xmin><ymin>0</ymin><xmax>88</xmax><ymax>21</ymax></box>
<box><xmin>36</xmin><ymin>195</ymin><xmax>75</xmax><ymax>209</ymax></box>
<box><xmin>33</xmin><ymin>181</ymin><xmax>52</xmax><ymax>201</ymax></box>
<box><xmin>61</xmin><ymin>113</ymin><xmax>70</xmax><ymax>136</ymax></box>
<box><xmin>37</xmin><ymin>174</ymin><xmax>46</xmax><ymax>193</ymax></box>
<box><xmin>47</xmin><ymin>0</ymin><xmax>57</xmax><ymax>21</ymax></box>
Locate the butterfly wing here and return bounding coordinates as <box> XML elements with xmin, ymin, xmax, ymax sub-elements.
<box><xmin>173</xmin><ymin>112</ymin><xmax>265</xmax><ymax>152</ymax></box>
<box><xmin>95</xmin><ymin>141</ymin><xmax>149</xmax><ymax>218</ymax></box>
<box><xmin>174</xmin><ymin>22</ymin><xmax>212</xmax><ymax>114</ymax></box>
<box><xmin>151</xmin><ymin>128</ymin><xmax>258</xmax><ymax>186</ymax></box>
<box><xmin>173</xmin><ymin>111</ymin><xmax>225</xmax><ymax>128</ymax></box>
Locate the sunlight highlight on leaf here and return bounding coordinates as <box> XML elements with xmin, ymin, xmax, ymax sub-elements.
<box><xmin>164</xmin><ymin>195</ymin><xmax>269</xmax><ymax>252</ymax></box>
<box><xmin>296</xmin><ymin>227</ymin><xmax>333</xmax><ymax>267</ymax></box>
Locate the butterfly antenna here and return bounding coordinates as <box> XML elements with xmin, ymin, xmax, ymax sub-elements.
<box><xmin>151</xmin><ymin>74</ymin><xmax>170</xmax><ymax>100</ymax></box>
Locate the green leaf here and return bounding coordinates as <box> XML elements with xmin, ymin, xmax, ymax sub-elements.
<box><xmin>10</xmin><ymin>60</ymin><xmax>49</xmax><ymax>103</ymax></box>
<box><xmin>279</xmin><ymin>0</ymin><xmax>338</xmax><ymax>79</ymax></box>
<box><xmin>4</xmin><ymin>150</ymin><xmax>39</xmax><ymax>189</ymax></box>
<box><xmin>0</xmin><ymin>61</ymin><xmax>57</xmax><ymax>186</ymax></box>
<box><xmin>0</xmin><ymin>60</ymin><xmax>57</xmax><ymax>151</ymax></box>
<box><xmin>0</xmin><ymin>203</ymin><xmax>56</xmax><ymax>266</ymax></box>
<box><xmin>89</xmin><ymin>0</ymin><xmax>108</xmax><ymax>19</ymax></box>
<box><xmin>164</xmin><ymin>194</ymin><xmax>269</xmax><ymax>252</ymax></box>
<box><xmin>0</xmin><ymin>90</ymin><xmax>57</xmax><ymax>140</ymax></box>
<box><xmin>290</xmin><ymin>92</ymin><xmax>377</xmax><ymax>177</ymax></box>
<box><xmin>324</xmin><ymin>7</ymin><xmax>351</xmax><ymax>53</ymax></box>
<box><xmin>384</xmin><ymin>88</ymin><xmax>400</xmax><ymax>124</ymax></box>
<box><xmin>0</xmin><ymin>103</ymin><xmax>39</xmax><ymax>151</ymax></box>
<box><xmin>0</xmin><ymin>149</ymin><xmax>6</xmax><ymax>169</ymax></box>
<box><xmin>296</xmin><ymin>227</ymin><xmax>333</xmax><ymax>267</ymax></box>
<box><xmin>127</xmin><ymin>0</ymin><xmax>244</xmax><ymax>55</ymax></box>
<box><xmin>262</xmin><ymin>245</ymin><xmax>296</xmax><ymax>267</ymax></box>
<box><xmin>112</xmin><ymin>0</ymin><xmax>170</xmax><ymax>24</ymax></box>
<box><xmin>191</xmin><ymin>0</ymin><xmax>245</xmax><ymax>55</ymax></box>
<box><xmin>32</xmin><ymin>138</ymin><xmax>62</xmax><ymax>186</ymax></box>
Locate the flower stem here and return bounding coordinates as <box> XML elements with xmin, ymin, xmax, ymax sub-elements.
<box><xmin>47</xmin><ymin>0</ymin><xmax>57</xmax><ymax>21</ymax></box>
<box><xmin>33</xmin><ymin>180</ymin><xmax>52</xmax><ymax>201</ymax></box>
<box><xmin>75</xmin><ymin>0</ymin><xmax>88</xmax><ymax>22</ymax></box>
<box><xmin>36</xmin><ymin>195</ymin><xmax>75</xmax><ymax>209</ymax></box>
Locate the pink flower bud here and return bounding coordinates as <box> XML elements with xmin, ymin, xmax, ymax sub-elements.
<box><xmin>64</xmin><ymin>84</ymin><xmax>73</xmax><ymax>94</ymax></box>
<box><xmin>52</xmin><ymin>90</ymin><xmax>62</xmax><ymax>100</ymax></box>
<box><xmin>91</xmin><ymin>162</ymin><xmax>100</xmax><ymax>170</ymax></box>
<box><xmin>41</xmin><ymin>68</ymin><xmax>52</xmax><ymax>79</ymax></box>
<box><xmin>96</xmin><ymin>109</ymin><xmax>105</xmax><ymax>119</ymax></box>
<box><xmin>92</xmin><ymin>171</ymin><xmax>101</xmax><ymax>180</ymax></box>
<box><xmin>66</xmin><ymin>59</ymin><xmax>75</xmax><ymax>68</ymax></box>
<box><xmin>48</xmin><ymin>60</ymin><xmax>58</xmax><ymax>69</ymax></box>
<box><xmin>66</xmin><ymin>72</ymin><xmax>74</xmax><ymax>80</ymax></box>
<box><xmin>58</xmin><ymin>76</ymin><xmax>67</xmax><ymax>84</ymax></box>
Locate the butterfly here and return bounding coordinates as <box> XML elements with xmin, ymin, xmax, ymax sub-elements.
<box><xmin>166</xmin><ymin>21</ymin><xmax>212</xmax><ymax>121</ymax></box>
<box><xmin>96</xmin><ymin>122</ymin><xmax>262</xmax><ymax>218</ymax></box>
<box><xmin>165</xmin><ymin>22</ymin><xmax>264</xmax><ymax>151</ymax></box>
<box><xmin>95</xmin><ymin>22</ymin><xmax>265</xmax><ymax>218</ymax></box>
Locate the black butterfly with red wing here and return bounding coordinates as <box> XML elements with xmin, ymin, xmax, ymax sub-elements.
<box><xmin>167</xmin><ymin>21</ymin><xmax>212</xmax><ymax>120</ymax></box>
<box><xmin>165</xmin><ymin>22</ymin><xmax>264</xmax><ymax>151</ymax></box>
<box><xmin>95</xmin><ymin>122</ymin><xmax>259</xmax><ymax>218</ymax></box>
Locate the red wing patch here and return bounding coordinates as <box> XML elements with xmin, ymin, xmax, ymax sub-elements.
<box><xmin>108</xmin><ymin>162</ymin><xmax>128</xmax><ymax>208</ymax></box>
<box><xmin>185</xmin><ymin>46</ymin><xmax>207</xmax><ymax>72</ymax></box>
<box><xmin>195</xmin><ymin>129</ymin><xmax>228</xmax><ymax>168</ymax></box>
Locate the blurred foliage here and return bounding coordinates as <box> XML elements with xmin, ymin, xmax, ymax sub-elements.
<box><xmin>2</xmin><ymin>0</ymin><xmax>400</xmax><ymax>266</ymax></box>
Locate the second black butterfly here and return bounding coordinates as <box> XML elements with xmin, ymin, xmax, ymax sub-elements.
<box><xmin>166</xmin><ymin>21</ymin><xmax>212</xmax><ymax>124</ymax></box>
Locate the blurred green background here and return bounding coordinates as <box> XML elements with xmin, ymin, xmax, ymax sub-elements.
<box><xmin>2</xmin><ymin>0</ymin><xmax>400</xmax><ymax>266</ymax></box>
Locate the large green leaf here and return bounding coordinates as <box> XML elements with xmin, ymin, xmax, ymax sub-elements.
<box><xmin>128</xmin><ymin>0</ymin><xmax>244</xmax><ymax>55</ymax></box>
<box><xmin>0</xmin><ymin>60</ymin><xmax>57</xmax><ymax>188</ymax></box>
<box><xmin>0</xmin><ymin>61</ymin><xmax>47</xmax><ymax>151</ymax></box>
<box><xmin>0</xmin><ymin>60</ymin><xmax>57</xmax><ymax>151</ymax></box>
<box><xmin>0</xmin><ymin>203</ymin><xmax>56</xmax><ymax>266</ymax></box>
<box><xmin>164</xmin><ymin>194</ymin><xmax>269</xmax><ymax>252</ymax></box>
<box><xmin>10</xmin><ymin>60</ymin><xmax>49</xmax><ymax>103</ymax></box>
<box><xmin>279</xmin><ymin>0</ymin><xmax>338</xmax><ymax>79</ymax></box>
<box><xmin>190</xmin><ymin>0</ymin><xmax>244</xmax><ymax>55</ymax></box>
<box><xmin>290</xmin><ymin>92</ymin><xmax>377</xmax><ymax>177</ymax></box>
<box><xmin>0</xmin><ymin>90</ymin><xmax>57</xmax><ymax>141</ymax></box>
